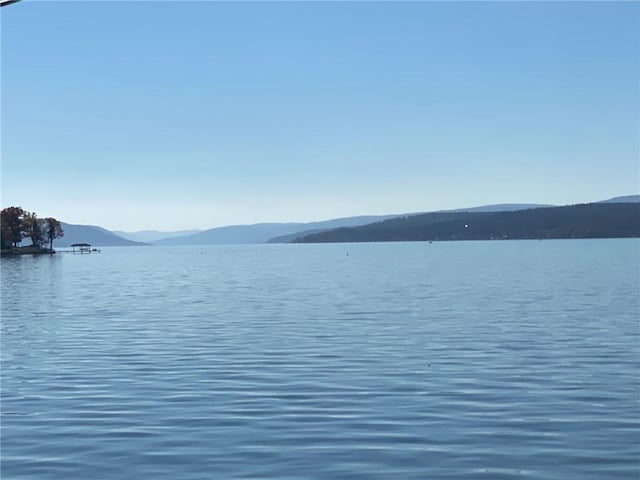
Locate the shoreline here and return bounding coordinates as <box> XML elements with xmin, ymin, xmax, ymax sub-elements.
<box><xmin>0</xmin><ymin>246</ymin><xmax>55</xmax><ymax>256</ymax></box>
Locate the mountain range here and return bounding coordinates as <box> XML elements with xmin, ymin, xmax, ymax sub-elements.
<box><xmin>267</xmin><ymin>203</ymin><xmax>553</xmax><ymax>244</ymax></box>
<box><xmin>112</xmin><ymin>230</ymin><xmax>203</xmax><ymax>243</ymax></box>
<box><xmin>152</xmin><ymin>215</ymin><xmax>404</xmax><ymax>246</ymax></box>
<box><xmin>54</xmin><ymin>223</ymin><xmax>148</xmax><ymax>248</ymax></box>
<box><xmin>46</xmin><ymin>195</ymin><xmax>638</xmax><ymax>247</ymax></box>
<box><xmin>296</xmin><ymin>202</ymin><xmax>640</xmax><ymax>243</ymax></box>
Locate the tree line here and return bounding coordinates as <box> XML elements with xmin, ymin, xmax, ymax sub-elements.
<box><xmin>1</xmin><ymin>206</ymin><xmax>64</xmax><ymax>252</ymax></box>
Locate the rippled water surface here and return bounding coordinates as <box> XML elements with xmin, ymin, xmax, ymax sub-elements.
<box><xmin>2</xmin><ymin>240</ymin><xmax>639</xmax><ymax>479</ymax></box>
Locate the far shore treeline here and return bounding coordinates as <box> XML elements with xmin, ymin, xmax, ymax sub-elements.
<box><xmin>1</xmin><ymin>207</ymin><xmax>64</xmax><ymax>255</ymax></box>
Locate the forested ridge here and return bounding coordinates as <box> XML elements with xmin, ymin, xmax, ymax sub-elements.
<box><xmin>295</xmin><ymin>203</ymin><xmax>640</xmax><ymax>243</ymax></box>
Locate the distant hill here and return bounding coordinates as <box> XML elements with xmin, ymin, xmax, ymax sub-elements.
<box><xmin>51</xmin><ymin>195</ymin><xmax>636</xmax><ymax>247</ymax></box>
<box><xmin>296</xmin><ymin>203</ymin><xmax>640</xmax><ymax>243</ymax></box>
<box><xmin>267</xmin><ymin>203</ymin><xmax>551</xmax><ymax>243</ymax></box>
<box><xmin>444</xmin><ymin>203</ymin><xmax>553</xmax><ymax>213</ymax></box>
<box><xmin>153</xmin><ymin>223</ymin><xmax>305</xmax><ymax>246</ymax></box>
<box><xmin>151</xmin><ymin>203</ymin><xmax>557</xmax><ymax>245</ymax></box>
<box><xmin>267</xmin><ymin>228</ymin><xmax>336</xmax><ymax>244</ymax></box>
<box><xmin>152</xmin><ymin>215</ymin><xmax>402</xmax><ymax>246</ymax></box>
<box><xmin>54</xmin><ymin>223</ymin><xmax>148</xmax><ymax>247</ymax></box>
<box><xmin>113</xmin><ymin>229</ymin><xmax>203</xmax><ymax>243</ymax></box>
<box><xmin>598</xmin><ymin>195</ymin><xmax>640</xmax><ymax>204</ymax></box>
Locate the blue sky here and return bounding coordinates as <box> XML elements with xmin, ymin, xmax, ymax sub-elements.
<box><xmin>2</xmin><ymin>1</ymin><xmax>638</xmax><ymax>231</ymax></box>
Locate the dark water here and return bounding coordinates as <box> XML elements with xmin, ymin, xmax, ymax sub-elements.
<box><xmin>2</xmin><ymin>240</ymin><xmax>639</xmax><ymax>479</ymax></box>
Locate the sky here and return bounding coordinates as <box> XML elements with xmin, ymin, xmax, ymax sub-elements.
<box><xmin>1</xmin><ymin>1</ymin><xmax>638</xmax><ymax>231</ymax></box>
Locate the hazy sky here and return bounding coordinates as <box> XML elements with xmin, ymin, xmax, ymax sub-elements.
<box><xmin>2</xmin><ymin>1</ymin><xmax>638</xmax><ymax>231</ymax></box>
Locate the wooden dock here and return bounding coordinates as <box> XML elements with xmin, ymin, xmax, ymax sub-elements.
<box><xmin>56</xmin><ymin>243</ymin><xmax>101</xmax><ymax>254</ymax></box>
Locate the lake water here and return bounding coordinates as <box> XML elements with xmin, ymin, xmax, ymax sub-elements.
<box><xmin>1</xmin><ymin>240</ymin><xmax>639</xmax><ymax>479</ymax></box>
